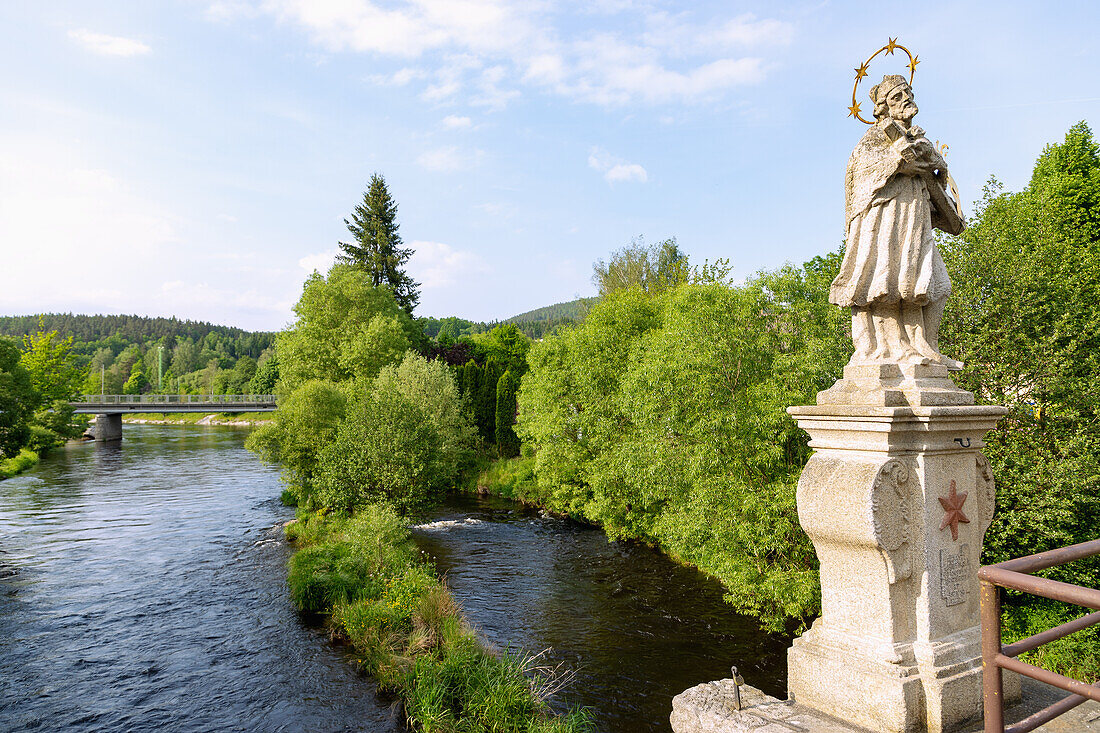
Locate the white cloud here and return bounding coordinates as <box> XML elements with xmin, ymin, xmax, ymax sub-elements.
<box><xmin>407</xmin><ymin>240</ymin><xmax>487</xmax><ymax>288</ymax></box>
<box><xmin>474</xmin><ymin>202</ymin><xmax>507</xmax><ymax>216</ymax></box>
<box><xmin>226</xmin><ymin>2</ymin><xmax>790</xmax><ymax>108</ymax></box>
<box><xmin>68</xmin><ymin>29</ymin><xmax>151</xmax><ymax>57</ymax></box>
<box><xmin>299</xmin><ymin>248</ymin><xmax>339</xmax><ymax>274</ymax></box>
<box><xmin>416</xmin><ymin>145</ymin><xmax>481</xmax><ymax>172</ymax></box>
<box><xmin>605</xmin><ymin>163</ymin><xmax>648</xmax><ymax>183</ymax></box>
<box><xmin>442</xmin><ymin>114</ymin><xmax>472</xmax><ymax>129</ymax></box>
<box><xmin>368</xmin><ymin>67</ymin><xmax>427</xmax><ymax>86</ymax></box>
<box><xmin>642</xmin><ymin>12</ymin><xmax>792</xmax><ymax>56</ymax></box>
<box><xmin>588</xmin><ymin>146</ymin><xmax>648</xmax><ymax>183</ymax></box>
<box><xmin>204</xmin><ymin>1</ymin><xmax>261</xmax><ymax>23</ymax></box>
<box><xmin>260</xmin><ymin>0</ymin><xmax>535</xmax><ymax>58</ymax></box>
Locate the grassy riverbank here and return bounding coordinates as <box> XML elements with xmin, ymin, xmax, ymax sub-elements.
<box><xmin>465</xmin><ymin>455</ymin><xmax>540</xmax><ymax>504</ymax></box>
<box><xmin>285</xmin><ymin>503</ymin><xmax>591</xmax><ymax>732</ymax></box>
<box><xmin>0</xmin><ymin>448</ymin><xmax>39</xmax><ymax>479</ymax></box>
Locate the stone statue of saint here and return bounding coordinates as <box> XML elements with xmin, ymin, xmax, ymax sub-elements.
<box><xmin>830</xmin><ymin>74</ymin><xmax>965</xmax><ymax>368</ymax></box>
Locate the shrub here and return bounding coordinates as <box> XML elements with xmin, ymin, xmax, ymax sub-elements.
<box><xmin>381</xmin><ymin>564</ymin><xmax>437</xmax><ymax>628</ymax></box>
<box><xmin>495</xmin><ymin>369</ymin><xmax>521</xmax><ymax>458</ymax></box>
<box><xmin>246</xmin><ymin>379</ymin><xmax>347</xmax><ymax>504</ymax></box>
<box><xmin>1002</xmin><ymin>598</ymin><xmax>1100</xmax><ymax>681</ymax></box>
<box><xmin>311</xmin><ymin>354</ymin><xmax>477</xmax><ymax>515</ymax></box>
<box><xmin>0</xmin><ymin>448</ymin><xmax>39</xmax><ymax>479</ymax></box>
<box><xmin>314</xmin><ymin>386</ymin><xmax>439</xmax><ymax>514</ymax></box>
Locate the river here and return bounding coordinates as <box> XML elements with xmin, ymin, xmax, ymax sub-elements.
<box><xmin>0</xmin><ymin>426</ymin><xmax>787</xmax><ymax>732</ymax></box>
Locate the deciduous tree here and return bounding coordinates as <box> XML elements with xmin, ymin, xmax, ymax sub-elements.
<box><xmin>0</xmin><ymin>338</ymin><xmax>35</xmax><ymax>458</ymax></box>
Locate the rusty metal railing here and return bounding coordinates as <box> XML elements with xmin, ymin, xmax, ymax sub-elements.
<box><xmin>979</xmin><ymin>538</ymin><xmax>1100</xmax><ymax>732</ymax></box>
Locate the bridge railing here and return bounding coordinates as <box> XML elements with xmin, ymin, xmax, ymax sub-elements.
<box><xmin>74</xmin><ymin>394</ymin><xmax>277</xmax><ymax>405</ymax></box>
<box><xmin>980</xmin><ymin>538</ymin><xmax>1100</xmax><ymax>732</ymax></box>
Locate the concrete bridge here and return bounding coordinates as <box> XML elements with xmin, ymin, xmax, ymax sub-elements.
<box><xmin>72</xmin><ymin>395</ymin><xmax>277</xmax><ymax>441</ymax></box>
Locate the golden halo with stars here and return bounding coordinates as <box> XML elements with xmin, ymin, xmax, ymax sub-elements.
<box><xmin>848</xmin><ymin>37</ymin><xmax>919</xmax><ymax>124</ymax></box>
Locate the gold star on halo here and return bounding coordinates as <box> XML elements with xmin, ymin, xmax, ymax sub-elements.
<box><xmin>848</xmin><ymin>102</ymin><xmax>863</xmax><ymax>119</ymax></box>
<box><xmin>854</xmin><ymin>62</ymin><xmax>870</xmax><ymax>81</ymax></box>
<box><xmin>885</xmin><ymin>37</ymin><xmax>899</xmax><ymax>55</ymax></box>
<box><xmin>908</xmin><ymin>54</ymin><xmax>920</xmax><ymax>73</ymax></box>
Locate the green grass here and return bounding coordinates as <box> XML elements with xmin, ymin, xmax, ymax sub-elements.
<box><xmin>0</xmin><ymin>448</ymin><xmax>39</xmax><ymax>479</ymax></box>
<box><xmin>285</xmin><ymin>503</ymin><xmax>591</xmax><ymax>732</ymax></box>
<box><xmin>466</xmin><ymin>455</ymin><xmax>542</xmax><ymax>503</ymax></box>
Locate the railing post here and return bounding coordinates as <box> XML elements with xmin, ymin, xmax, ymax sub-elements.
<box><xmin>982</xmin><ymin>579</ymin><xmax>1005</xmax><ymax>732</ymax></box>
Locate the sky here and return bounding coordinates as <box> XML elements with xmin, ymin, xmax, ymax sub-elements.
<box><xmin>1</xmin><ymin>1</ymin><xmax>1098</xmax><ymax>332</ymax></box>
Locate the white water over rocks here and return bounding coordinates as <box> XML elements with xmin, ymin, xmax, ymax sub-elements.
<box><xmin>413</xmin><ymin>517</ymin><xmax>485</xmax><ymax>531</ymax></box>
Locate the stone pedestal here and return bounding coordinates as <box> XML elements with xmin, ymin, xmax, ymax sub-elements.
<box><xmin>95</xmin><ymin>413</ymin><xmax>123</xmax><ymax>442</ymax></box>
<box><xmin>786</xmin><ymin>363</ymin><xmax>1018</xmax><ymax>732</ymax></box>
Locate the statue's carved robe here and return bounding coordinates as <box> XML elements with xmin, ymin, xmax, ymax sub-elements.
<box><xmin>830</xmin><ymin>122</ymin><xmax>951</xmax><ymax>308</ymax></box>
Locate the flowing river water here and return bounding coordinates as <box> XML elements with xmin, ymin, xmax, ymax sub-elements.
<box><xmin>0</xmin><ymin>426</ymin><xmax>788</xmax><ymax>732</ymax></box>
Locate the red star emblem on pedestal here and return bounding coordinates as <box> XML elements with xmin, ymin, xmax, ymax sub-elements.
<box><xmin>939</xmin><ymin>480</ymin><xmax>970</xmax><ymax>541</ymax></box>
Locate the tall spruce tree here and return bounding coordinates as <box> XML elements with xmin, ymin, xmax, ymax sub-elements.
<box><xmin>338</xmin><ymin>174</ymin><xmax>421</xmax><ymax>315</ymax></box>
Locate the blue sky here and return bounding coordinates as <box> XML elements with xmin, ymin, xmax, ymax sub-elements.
<box><xmin>1</xmin><ymin>1</ymin><xmax>1098</xmax><ymax>331</ymax></box>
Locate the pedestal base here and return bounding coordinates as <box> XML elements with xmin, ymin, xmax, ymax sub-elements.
<box><xmin>787</xmin><ymin>623</ymin><xmax>1019</xmax><ymax>732</ymax></box>
<box><xmin>785</xmin><ymin>393</ymin><xmax>1009</xmax><ymax>732</ymax></box>
<box><xmin>818</xmin><ymin>364</ymin><xmax>974</xmax><ymax>408</ymax></box>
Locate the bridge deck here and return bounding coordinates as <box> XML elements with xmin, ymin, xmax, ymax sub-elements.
<box><xmin>72</xmin><ymin>395</ymin><xmax>277</xmax><ymax>414</ymax></box>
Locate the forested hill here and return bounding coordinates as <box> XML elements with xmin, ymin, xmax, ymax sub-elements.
<box><xmin>505</xmin><ymin>297</ymin><xmax>594</xmax><ymax>324</ymax></box>
<box><xmin>0</xmin><ymin>314</ymin><xmax>273</xmax><ymax>351</ymax></box>
<box><xmin>503</xmin><ymin>297</ymin><xmax>595</xmax><ymax>339</ymax></box>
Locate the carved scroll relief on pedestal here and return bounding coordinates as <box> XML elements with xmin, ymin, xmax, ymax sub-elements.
<box><xmin>975</xmin><ymin>453</ymin><xmax>996</xmax><ymax>531</ymax></box>
<box><xmin>871</xmin><ymin>458</ymin><xmax>913</xmax><ymax>583</ymax></box>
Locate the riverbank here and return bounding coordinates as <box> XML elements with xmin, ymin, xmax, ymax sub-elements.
<box><xmin>122</xmin><ymin>412</ymin><xmax>273</xmax><ymax>427</ymax></box>
<box><xmin>285</xmin><ymin>503</ymin><xmax>592</xmax><ymax>732</ymax></box>
<box><xmin>0</xmin><ymin>448</ymin><xmax>39</xmax><ymax>479</ymax></box>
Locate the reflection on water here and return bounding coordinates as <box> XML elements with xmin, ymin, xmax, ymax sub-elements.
<box><xmin>0</xmin><ymin>426</ymin><xmax>400</xmax><ymax>733</ymax></box>
<box><xmin>413</xmin><ymin>496</ymin><xmax>790</xmax><ymax>733</ymax></box>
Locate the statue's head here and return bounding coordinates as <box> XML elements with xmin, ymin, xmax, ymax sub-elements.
<box><xmin>870</xmin><ymin>74</ymin><xmax>918</xmax><ymax>124</ymax></box>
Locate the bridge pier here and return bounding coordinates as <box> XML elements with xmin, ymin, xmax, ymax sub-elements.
<box><xmin>95</xmin><ymin>413</ymin><xmax>123</xmax><ymax>442</ymax></box>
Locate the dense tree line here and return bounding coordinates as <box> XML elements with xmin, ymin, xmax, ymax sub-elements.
<box><xmin>516</xmin><ymin>247</ymin><xmax>847</xmax><ymax>631</ymax></box>
<box><xmin>0</xmin><ymin>313</ymin><xmax>278</xmax><ymax>397</ymax></box>
<box><xmin>0</xmin><ymin>313</ymin><xmax>274</xmax><ymax>359</ymax></box>
<box><xmin>502</xmin><ymin>298</ymin><xmax>596</xmax><ymax>339</ymax></box>
<box><xmin>418</xmin><ymin>316</ymin><xmax>491</xmax><ymax>340</ymax></box>
<box><xmin>0</xmin><ymin>324</ymin><xmax>88</xmax><ymax>463</ymax></box>
<box><xmin>505</xmin><ymin>298</ymin><xmax>595</xmax><ymax>324</ymax></box>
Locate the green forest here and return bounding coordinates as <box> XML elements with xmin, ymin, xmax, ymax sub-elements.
<box><xmin>2</xmin><ymin>125</ymin><xmax>1097</xmax><ymax>718</ymax></box>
